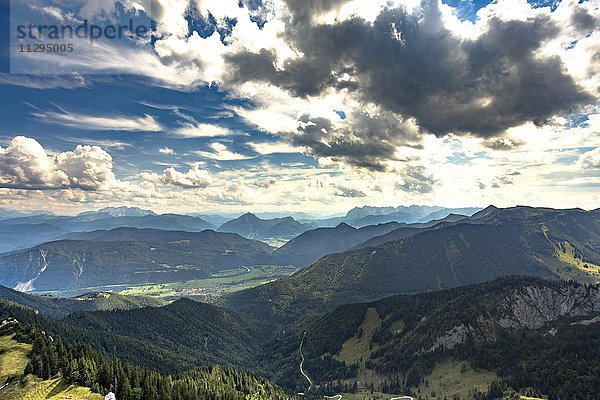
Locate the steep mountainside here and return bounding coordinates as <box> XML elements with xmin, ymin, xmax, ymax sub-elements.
<box><xmin>0</xmin><ymin>229</ymin><xmax>273</xmax><ymax>292</ymax></box>
<box><xmin>0</xmin><ymin>285</ymin><xmax>167</xmax><ymax>318</ymax></box>
<box><xmin>0</xmin><ymin>297</ymin><xmax>272</xmax><ymax>375</ymax></box>
<box><xmin>273</xmin><ymin>222</ymin><xmax>405</xmax><ymax>266</ymax></box>
<box><xmin>260</xmin><ymin>277</ymin><xmax>600</xmax><ymax>398</ymax></box>
<box><xmin>0</xmin><ymin>318</ymin><xmax>294</xmax><ymax>400</ymax></box>
<box><xmin>227</xmin><ymin>207</ymin><xmax>600</xmax><ymax>322</ymax></box>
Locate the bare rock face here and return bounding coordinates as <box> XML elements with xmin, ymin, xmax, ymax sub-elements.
<box><xmin>421</xmin><ymin>283</ymin><xmax>600</xmax><ymax>355</ymax></box>
<box><xmin>496</xmin><ymin>284</ymin><xmax>600</xmax><ymax>329</ymax></box>
<box><xmin>427</xmin><ymin>324</ymin><xmax>472</xmax><ymax>353</ymax></box>
<box><xmin>425</xmin><ymin>316</ymin><xmax>496</xmax><ymax>354</ymax></box>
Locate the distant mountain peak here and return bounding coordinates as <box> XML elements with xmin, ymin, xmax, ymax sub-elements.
<box><xmin>98</xmin><ymin>206</ymin><xmax>156</xmax><ymax>217</ymax></box>
<box><xmin>241</xmin><ymin>212</ymin><xmax>260</xmax><ymax>219</ymax></box>
<box><xmin>78</xmin><ymin>206</ymin><xmax>156</xmax><ymax>218</ymax></box>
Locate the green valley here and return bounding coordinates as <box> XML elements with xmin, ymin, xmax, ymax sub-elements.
<box><xmin>118</xmin><ymin>265</ymin><xmax>297</xmax><ymax>300</ymax></box>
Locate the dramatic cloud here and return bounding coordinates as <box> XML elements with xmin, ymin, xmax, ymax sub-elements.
<box><xmin>222</xmin><ymin>0</ymin><xmax>597</xmax><ymax>169</ymax></box>
<box><xmin>0</xmin><ymin>137</ymin><xmax>115</xmax><ymax>190</ymax></box>
<box><xmin>231</xmin><ymin>0</ymin><xmax>591</xmax><ymax>136</ymax></box>
<box><xmin>139</xmin><ymin>163</ymin><xmax>212</xmax><ymax>188</ymax></box>
<box><xmin>293</xmin><ymin>108</ymin><xmax>420</xmax><ymax>171</ymax></box>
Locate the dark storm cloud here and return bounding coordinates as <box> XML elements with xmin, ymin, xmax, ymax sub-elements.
<box><xmin>286</xmin><ymin>1</ymin><xmax>590</xmax><ymax>136</ymax></box>
<box><xmin>283</xmin><ymin>0</ymin><xmax>350</xmax><ymax>24</ymax></box>
<box><xmin>571</xmin><ymin>8</ymin><xmax>598</xmax><ymax>33</ymax></box>
<box><xmin>292</xmin><ymin>110</ymin><xmax>419</xmax><ymax>171</ymax></box>
<box><xmin>227</xmin><ymin>49</ymin><xmax>337</xmax><ymax>96</ymax></box>
<box><xmin>226</xmin><ymin>0</ymin><xmax>594</xmax><ymax>170</ymax></box>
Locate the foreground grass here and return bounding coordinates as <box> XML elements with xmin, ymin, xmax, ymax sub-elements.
<box><xmin>0</xmin><ymin>334</ymin><xmax>102</xmax><ymax>400</ymax></box>
<box><xmin>0</xmin><ymin>334</ymin><xmax>30</xmax><ymax>384</ymax></box>
<box><xmin>2</xmin><ymin>376</ymin><xmax>103</xmax><ymax>400</ymax></box>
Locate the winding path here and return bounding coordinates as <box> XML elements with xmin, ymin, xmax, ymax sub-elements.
<box><xmin>298</xmin><ymin>334</ymin><xmax>413</xmax><ymax>400</ymax></box>
<box><xmin>299</xmin><ymin>336</ymin><xmax>313</xmax><ymax>390</ymax></box>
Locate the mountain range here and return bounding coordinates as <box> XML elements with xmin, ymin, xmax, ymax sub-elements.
<box><xmin>0</xmin><ymin>209</ymin><xmax>215</xmax><ymax>254</ymax></box>
<box><xmin>226</xmin><ymin>206</ymin><xmax>600</xmax><ymax>322</ymax></box>
<box><xmin>271</xmin><ymin>222</ymin><xmax>408</xmax><ymax>266</ymax></box>
<box><xmin>315</xmin><ymin>205</ymin><xmax>482</xmax><ymax>227</ymax></box>
<box><xmin>2</xmin><ymin>275</ymin><xmax>598</xmax><ymax>399</ymax></box>
<box><xmin>1</xmin><ymin>205</ymin><xmax>599</xmax><ymax>399</ymax></box>
<box><xmin>0</xmin><ymin>228</ymin><xmax>273</xmax><ymax>292</ymax></box>
<box><xmin>0</xmin><ymin>205</ymin><xmax>482</xmax><ymax>255</ymax></box>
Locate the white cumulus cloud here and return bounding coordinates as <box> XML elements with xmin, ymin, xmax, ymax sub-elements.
<box><xmin>0</xmin><ymin>136</ymin><xmax>115</xmax><ymax>190</ymax></box>
<box><xmin>139</xmin><ymin>163</ymin><xmax>213</xmax><ymax>188</ymax></box>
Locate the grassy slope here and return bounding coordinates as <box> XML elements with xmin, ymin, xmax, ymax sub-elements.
<box><xmin>0</xmin><ymin>334</ymin><xmax>29</xmax><ymax>384</ymax></box>
<box><xmin>335</xmin><ymin>307</ymin><xmax>381</xmax><ymax>366</ymax></box>
<box><xmin>0</xmin><ymin>334</ymin><xmax>102</xmax><ymax>400</ymax></box>
<box><xmin>416</xmin><ymin>360</ymin><xmax>497</xmax><ymax>400</ymax></box>
<box><xmin>552</xmin><ymin>241</ymin><xmax>600</xmax><ymax>283</ymax></box>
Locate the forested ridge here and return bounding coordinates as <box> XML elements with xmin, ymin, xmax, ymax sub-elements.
<box><xmin>1</xmin><ymin>320</ymin><xmax>296</xmax><ymax>400</ymax></box>
<box><xmin>0</xmin><ymin>298</ymin><xmax>270</xmax><ymax>375</ymax></box>
<box><xmin>258</xmin><ymin>277</ymin><xmax>600</xmax><ymax>399</ymax></box>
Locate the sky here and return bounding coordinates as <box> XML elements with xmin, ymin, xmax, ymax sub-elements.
<box><xmin>0</xmin><ymin>0</ymin><xmax>598</xmax><ymax>215</ymax></box>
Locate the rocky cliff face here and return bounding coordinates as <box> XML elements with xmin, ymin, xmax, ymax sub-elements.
<box><xmin>423</xmin><ymin>283</ymin><xmax>600</xmax><ymax>353</ymax></box>
<box><xmin>13</xmin><ymin>249</ymin><xmax>49</xmax><ymax>292</ymax></box>
<box><xmin>496</xmin><ymin>284</ymin><xmax>600</xmax><ymax>329</ymax></box>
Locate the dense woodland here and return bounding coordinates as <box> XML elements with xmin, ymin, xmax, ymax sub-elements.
<box><xmin>262</xmin><ymin>278</ymin><xmax>600</xmax><ymax>399</ymax></box>
<box><xmin>1</xmin><ymin>206</ymin><xmax>599</xmax><ymax>400</ymax></box>
<box><xmin>1</xmin><ymin>321</ymin><xmax>295</xmax><ymax>400</ymax></box>
<box><xmin>2</xmin><ymin>276</ymin><xmax>600</xmax><ymax>399</ymax></box>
